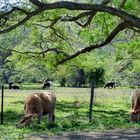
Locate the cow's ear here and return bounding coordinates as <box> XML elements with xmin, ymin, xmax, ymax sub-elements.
<box><xmin>24</xmin><ymin>114</ymin><xmax>33</xmax><ymax>119</ymax></box>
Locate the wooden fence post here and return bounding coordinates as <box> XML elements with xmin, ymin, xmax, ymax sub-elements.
<box><xmin>1</xmin><ymin>85</ymin><xmax>4</xmax><ymax>125</ymax></box>
<box><xmin>89</xmin><ymin>81</ymin><xmax>94</xmax><ymax>122</ymax></box>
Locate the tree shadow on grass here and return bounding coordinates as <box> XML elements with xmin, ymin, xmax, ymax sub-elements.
<box><xmin>93</xmin><ymin>109</ymin><xmax>129</xmax><ymax>117</ymax></box>
<box><xmin>2</xmin><ymin>100</ymin><xmax>131</xmax><ymax>132</ymax></box>
<box><xmin>56</xmin><ymin>101</ymin><xmax>79</xmax><ymax>112</ymax></box>
<box><xmin>2</xmin><ymin>110</ymin><xmax>23</xmax><ymax>125</ymax></box>
<box><xmin>11</xmin><ymin>101</ymin><xmax>24</xmax><ymax>105</ymax></box>
<box><xmin>92</xmin><ymin>109</ymin><xmax>130</xmax><ymax>124</ymax></box>
<box><xmin>56</xmin><ymin>101</ymin><xmax>129</xmax><ymax>118</ymax></box>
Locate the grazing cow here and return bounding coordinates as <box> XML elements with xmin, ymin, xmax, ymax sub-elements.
<box><xmin>42</xmin><ymin>82</ymin><xmax>51</xmax><ymax>89</ymax></box>
<box><xmin>42</xmin><ymin>80</ymin><xmax>53</xmax><ymax>89</ymax></box>
<box><xmin>12</xmin><ymin>85</ymin><xmax>20</xmax><ymax>89</ymax></box>
<box><xmin>104</xmin><ymin>82</ymin><xmax>116</xmax><ymax>89</ymax></box>
<box><xmin>18</xmin><ymin>92</ymin><xmax>56</xmax><ymax>127</ymax></box>
<box><xmin>130</xmin><ymin>90</ymin><xmax>140</xmax><ymax>122</ymax></box>
<box><xmin>9</xmin><ymin>82</ymin><xmax>20</xmax><ymax>89</ymax></box>
<box><xmin>9</xmin><ymin>82</ymin><xmax>13</xmax><ymax>89</ymax></box>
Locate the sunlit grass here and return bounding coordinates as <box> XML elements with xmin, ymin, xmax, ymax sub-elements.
<box><xmin>0</xmin><ymin>86</ymin><xmax>139</xmax><ymax>139</ymax></box>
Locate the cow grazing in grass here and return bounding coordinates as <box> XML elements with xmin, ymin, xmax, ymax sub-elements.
<box><xmin>9</xmin><ymin>82</ymin><xmax>20</xmax><ymax>89</ymax></box>
<box><xmin>104</xmin><ymin>82</ymin><xmax>116</xmax><ymax>89</ymax></box>
<box><xmin>18</xmin><ymin>92</ymin><xmax>56</xmax><ymax>127</ymax></box>
<box><xmin>43</xmin><ymin>82</ymin><xmax>51</xmax><ymax>89</ymax></box>
<box><xmin>130</xmin><ymin>90</ymin><xmax>140</xmax><ymax>123</ymax></box>
<box><xmin>12</xmin><ymin>85</ymin><xmax>20</xmax><ymax>89</ymax></box>
<box><xmin>42</xmin><ymin>80</ymin><xmax>53</xmax><ymax>89</ymax></box>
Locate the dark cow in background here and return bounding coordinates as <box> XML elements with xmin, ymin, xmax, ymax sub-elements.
<box><xmin>43</xmin><ymin>82</ymin><xmax>51</xmax><ymax>89</ymax></box>
<box><xmin>42</xmin><ymin>79</ymin><xmax>53</xmax><ymax>90</ymax></box>
<box><xmin>104</xmin><ymin>81</ymin><xmax>116</xmax><ymax>89</ymax></box>
<box><xmin>130</xmin><ymin>90</ymin><xmax>140</xmax><ymax>123</ymax></box>
<box><xmin>9</xmin><ymin>82</ymin><xmax>20</xmax><ymax>89</ymax></box>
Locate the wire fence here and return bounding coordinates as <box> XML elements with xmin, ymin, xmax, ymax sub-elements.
<box><xmin>0</xmin><ymin>85</ymin><xmax>135</xmax><ymax>125</ymax></box>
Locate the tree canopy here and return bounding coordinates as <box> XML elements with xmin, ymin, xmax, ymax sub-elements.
<box><xmin>0</xmin><ymin>0</ymin><xmax>140</xmax><ymax>85</ymax></box>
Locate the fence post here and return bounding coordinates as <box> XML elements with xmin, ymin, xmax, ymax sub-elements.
<box><xmin>89</xmin><ymin>80</ymin><xmax>94</xmax><ymax>122</ymax></box>
<box><xmin>1</xmin><ymin>85</ymin><xmax>4</xmax><ymax>125</ymax></box>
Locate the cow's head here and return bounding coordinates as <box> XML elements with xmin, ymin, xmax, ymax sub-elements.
<box><xmin>17</xmin><ymin>114</ymin><xmax>34</xmax><ymax>127</ymax></box>
<box><xmin>130</xmin><ymin>110</ymin><xmax>140</xmax><ymax>123</ymax></box>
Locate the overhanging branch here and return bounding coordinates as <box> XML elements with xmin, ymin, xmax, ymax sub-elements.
<box><xmin>118</xmin><ymin>0</ymin><xmax>127</xmax><ymax>9</ymax></box>
<box><xmin>0</xmin><ymin>46</ymin><xmax>68</xmax><ymax>57</ymax></box>
<box><xmin>58</xmin><ymin>21</ymin><xmax>129</xmax><ymax>64</ymax></box>
<box><xmin>38</xmin><ymin>1</ymin><xmax>140</xmax><ymax>28</ymax></box>
<box><xmin>0</xmin><ymin>7</ymin><xmax>28</xmax><ymax>19</ymax></box>
<box><xmin>61</xmin><ymin>0</ymin><xmax>111</xmax><ymax>27</ymax></box>
<box><xmin>0</xmin><ymin>9</ymin><xmax>41</xmax><ymax>34</ymax></box>
<box><xmin>0</xmin><ymin>1</ymin><xmax>140</xmax><ymax>34</ymax></box>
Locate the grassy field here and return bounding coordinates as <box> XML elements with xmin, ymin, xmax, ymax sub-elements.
<box><xmin>0</xmin><ymin>86</ymin><xmax>140</xmax><ymax>139</ymax></box>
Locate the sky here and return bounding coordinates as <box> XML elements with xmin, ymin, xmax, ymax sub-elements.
<box><xmin>0</xmin><ymin>0</ymin><xmax>102</xmax><ymax>11</ymax></box>
<box><xmin>0</xmin><ymin>0</ymin><xmax>26</xmax><ymax>11</ymax></box>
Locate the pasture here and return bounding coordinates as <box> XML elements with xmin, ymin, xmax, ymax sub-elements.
<box><xmin>0</xmin><ymin>86</ymin><xmax>139</xmax><ymax>139</ymax></box>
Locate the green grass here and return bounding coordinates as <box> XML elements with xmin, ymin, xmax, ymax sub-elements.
<box><xmin>0</xmin><ymin>87</ymin><xmax>140</xmax><ymax>139</ymax></box>
<box><xmin>4</xmin><ymin>83</ymin><xmax>43</xmax><ymax>90</ymax></box>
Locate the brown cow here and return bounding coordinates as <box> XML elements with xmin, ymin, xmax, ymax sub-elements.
<box><xmin>130</xmin><ymin>90</ymin><xmax>140</xmax><ymax>122</ymax></box>
<box><xmin>18</xmin><ymin>92</ymin><xmax>56</xmax><ymax>127</ymax></box>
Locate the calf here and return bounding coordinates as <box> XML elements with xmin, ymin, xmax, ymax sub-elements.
<box><xmin>130</xmin><ymin>90</ymin><xmax>140</xmax><ymax>122</ymax></box>
<box><xmin>12</xmin><ymin>85</ymin><xmax>20</xmax><ymax>89</ymax></box>
<box><xmin>42</xmin><ymin>82</ymin><xmax>50</xmax><ymax>89</ymax></box>
<box><xmin>18</xmin><ymin>92</ymin><xmax>56</xmax><ymax>127</ymax></box>
<box><xmin>104</xmin><ymin>82</ymin><xmax>116</xmax><ymax>89</ymax></box>
<box><xmin>9</xmin><ymin>82</ymin><xmax>20</xmax><ymax>89</ymax></box>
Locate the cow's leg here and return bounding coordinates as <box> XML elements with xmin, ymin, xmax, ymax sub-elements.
<box><xmin>37</xmin><ymin>111</ymin><xmax>43</xmax><ymax>124</ymax></box>
<box><xmin>52</xmin><ymin>114</ymin><xmax>55</xmax><ymax>122</ymax></box>
<box><xmin>48</xmin><ymin>114</ymin><xmax>55</xmax><ymax>123</ymax></box>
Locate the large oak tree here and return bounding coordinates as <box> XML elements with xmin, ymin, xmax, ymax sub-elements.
<box><xmin>0</xmin><ymin>0</ymin><xmax>140</xmax><ymax>65</ymax></box>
